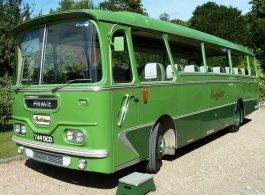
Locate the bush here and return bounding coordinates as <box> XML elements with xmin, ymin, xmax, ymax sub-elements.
<box><xmin>0</xmin><ymin>73</ymin><xmax>12</xmax><ymax>126</ymax></box>
<box><xmin>257</xmin><ymin>60</ymin><xmax>265</xmax><ymax>100</ymax></box>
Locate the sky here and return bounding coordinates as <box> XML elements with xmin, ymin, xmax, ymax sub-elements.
<box><xmin>23</xmin><ymin>0</ymin><xmax>252</xmax><ymax>21</ymax></box>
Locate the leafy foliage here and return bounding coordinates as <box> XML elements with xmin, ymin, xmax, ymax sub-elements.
<box><xmin>99</xmin><ymin>0</ymin><xmax>148</xmax><ymax>15</ymax></box>
<box><xmin>250</xmin><ymin>0</ymin><xmax>265</xmax><ymax>18</ymax></box>
<box><xmin>189</xmin><ymin>2</ymin><xmax>252</xmax><ymax>47</ymax></box>
<box><xmin>49</xmin><ymin>0</ymin><xmax>94</xmax><ymax>13</ymax></box>
<box><xmin>251</xmin><ymin>18</ymin><xmax>265</xmax><ymax>49</ymax></box>
<box><xmin>0</xmin><ymin>73</ymin><xmax>12</xmax><ymax>125</ymax></box>
<box><xmin>257</xmin><ymin>60</ymin><xmax>265</xmax><ymax>100</ymax></box>
<box><xmin>0</xmin><ymin>0</ymin><xmax>32</xmax><ymax>76</ymax></box>
<box><xmin>159</xmin><ymin>13</ymin><xmax>170</xmax><ymax>22</ymax></box>
<box><xmin>170</xmin><ymin>19</ymin><xmax>190</xmax><ymax>27</ymax></box>
<box><xmin>249</xmin><ymin>1</ymin><xmax>265</xmax><ymax>72</ymax></box>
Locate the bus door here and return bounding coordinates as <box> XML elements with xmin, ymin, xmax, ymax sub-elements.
<box><xmin>110</xmin><ymin>30</ymin><xmax>141</xmax><ymax>170</ymax></box>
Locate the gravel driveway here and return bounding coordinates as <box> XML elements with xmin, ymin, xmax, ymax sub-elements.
<box><xmin>1</xmin><ymin>108</ymin><xmax>265</xmax><ymax>195</ymax></box>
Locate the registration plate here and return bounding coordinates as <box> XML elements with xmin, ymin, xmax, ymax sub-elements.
<box><xmin>34</xmin><ymin>134</ymin><xmax>53</xmax><ymax>143</ymax></box>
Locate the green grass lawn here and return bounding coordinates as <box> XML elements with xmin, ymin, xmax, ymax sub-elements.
<box><xmin>0</xmin><ymin>130</ymin><xmax>17</xmax><ymax>159</ymax></box>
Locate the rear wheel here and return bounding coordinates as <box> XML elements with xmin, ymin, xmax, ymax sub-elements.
<box><xmin>145</xmin><ymin>123</ymin><xmax>165</xmax><ymax>173</ymax></box>
<box><xmin>228</xmin><ymin>103</ymin><xmax>242</xmax><ymax>133</ymax></box>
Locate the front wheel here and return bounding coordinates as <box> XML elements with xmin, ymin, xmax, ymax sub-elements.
<box><xmin>145</xmin><ymin>123</ymin><xmax>165</xmax><ymax>174</ymax></box>
<box><xmin>228</xmin><ymin>103</ymin><xmax>242</xmax><ymax>133</ymax></box>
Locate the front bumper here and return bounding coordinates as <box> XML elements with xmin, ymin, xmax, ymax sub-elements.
<box><xmin>12</xmin><ymin>136</ymin><xmax>108</xmax><ymax>158</ymax></box>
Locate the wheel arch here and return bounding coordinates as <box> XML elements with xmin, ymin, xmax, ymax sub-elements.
<box><xmin>155</xmin><ymin>114</ymin><xmax>176</xmax><ymax>155</ymax></box>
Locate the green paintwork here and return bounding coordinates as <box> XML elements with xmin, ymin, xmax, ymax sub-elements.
<box><xmin>10</xmin><ymin>9</ymin><xmax>259</xmax><ymax>174</ymax></box>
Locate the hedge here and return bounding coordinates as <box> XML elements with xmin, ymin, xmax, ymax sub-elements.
<box><xmin>0</xmin><ymin>73</ymin><xmax>12</xmax><ymax>126</ymax></box>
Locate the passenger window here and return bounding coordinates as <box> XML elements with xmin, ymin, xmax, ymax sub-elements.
<box><xmin>131</xmin><ymin>30</ymin><xmax>169</xmax><ymax>82</ymax></box>
<box><xmin>168</xmin><ymin>35</ymin><xmax>202</xmax><ymax>71</ymax></box>
<box><xmin>231</xmin><ymin>50</ymin><xmax>248</xmax><ymax>75</ymax></box>
<box><xmin>249</xmin><ymin>56</ymin><xmax>257</xmax><ymax>76</ymax></box>
<box><xmin>112</xmin><ymin>31</ymin><xmax>132</xmax><ymax>83</ymax></box>
<box><xmin>204</xmin><ymin>44</ymin><xmax>229</xmax><ymax>73</ymax></box>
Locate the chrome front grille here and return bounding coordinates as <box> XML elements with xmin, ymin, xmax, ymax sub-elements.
<box><xmin>33</xmin><ymin>150</ymin><xmax>62</xmax><ymax>164</ymax></box>
<box><xmin>30</xmin><ymin>148</ymin><xmax>70</xmax><ymax>167</ymax></box>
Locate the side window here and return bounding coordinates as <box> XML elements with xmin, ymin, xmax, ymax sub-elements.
<box><xmin>204</xmin><ymin>44</ymin><xmax>229</xmax><ymax>73</ymax></box>
<box><xmin>249</xmin><ymin>56</ymin><xmax>256</xmax><ymax>76</ymax></box>
<box><xmin>168</xmin><ymin>35</ymin><xmax>202</xmax><ymax>73</ymax></box>
<box><xmin>231</xmin><ymin>50</ymin><xmax>248</xmax><ymax>75</ymax></box>
<box><xmin>131</xmin><ymin>30</ymin><xmax>169</xmax><ymax>82</ymax></box>
<box><xmin>112</xmin><ymin>31</ymin><xmax>132</xmax><ymax>83</ymax></box>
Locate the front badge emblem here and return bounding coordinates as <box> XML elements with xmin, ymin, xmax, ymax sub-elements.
<box><xmin>33</xmin><ymin>114</ymin><xmax>51</xmax><ymax>126</ymax></box>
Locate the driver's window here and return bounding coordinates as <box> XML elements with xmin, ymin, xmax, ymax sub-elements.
<box><xmin>112</xmin><ymin>31</ymin><xmax>132</xmax><ymax>83</ymax></box>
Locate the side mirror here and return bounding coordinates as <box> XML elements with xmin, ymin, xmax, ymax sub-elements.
<box><xmin>114</xmin><ymin>36</ymin><xmax>124</xmax><ymax>51</ymax></box>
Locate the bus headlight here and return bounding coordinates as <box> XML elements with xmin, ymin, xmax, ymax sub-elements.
<box><xmin>21</xmin><ymin>125</ymin><xmax>27</xmax><ymax>134</ymax></box>
<box><xmin>14</xmin><ymin>123</ymin><xmax>26</xmax><ymax>134</ymax></box>
<box><xmin>66</xmin><ymin>130</ymin><xmax>84</xmax><ymax>144</ymax></box>
<box><xmin>66</xmin><ymin>131</ymin><xmax>74</xmax><ymax>141</ymax></box>
<box><xmin>15</xmin><ymin>124</ymin><xmax>21</xmax><ymax>134</ymax></box>
<box><xmin>76</xmin><ymin>132</ymin><xmax>84</xmax><ymax>143</ymax></box>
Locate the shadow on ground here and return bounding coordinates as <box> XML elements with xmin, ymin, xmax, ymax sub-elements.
<box><xmin>24</xmin><ymin>118</ymin><xmax>252</xmax><ymax>190</ymax></box>
<box><xmin>164</xmin><ymin>118</ymin><xmax>252</xmax><ymax>162</ymax></box>
<box><xmin>25</xmin><ymin>159</ymin><xmax>146</xmax><ymax>189</ymax></box>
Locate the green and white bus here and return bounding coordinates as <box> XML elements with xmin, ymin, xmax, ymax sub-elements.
<box><xmin>11</xmin><ymin>9</ymin><xmax>259</xmax><ymax>174</ymax></box>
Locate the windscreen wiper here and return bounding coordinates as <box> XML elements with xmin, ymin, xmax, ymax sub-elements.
<box><xmin>51</xmin><ymin>79</ymin><xmax>91</xmax><ymax>93</ymax></box>
<box><xmin>14</xmin><ymin>83</ymin><xmax>31</xmax><ymax>94</ymax></box>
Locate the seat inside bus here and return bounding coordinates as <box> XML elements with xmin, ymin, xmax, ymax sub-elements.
<box><xmin>184</xmin><ymin>65</ymin><xmax>200</xmax><ymax>72</ymax></box>
<box><xmin>139</xmin><ymin>63</ymin><xmax>165</xmax><ymax>81</ymax></box>
<box><xmin>213</xmin><ymin>67</ymin><xmax>226</xmax><ymax>73</ymax></box>
<box><xmin>199</xmin><ymin>66</ymin><xmax>213</xmax><ymax>73</ymax></box>
<box><xmin>166</xmin><ymin>64</ymin><xmax>184</xmax><ymax>80</ymax></box>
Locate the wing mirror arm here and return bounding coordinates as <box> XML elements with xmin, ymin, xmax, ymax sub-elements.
<box><xmin>108</xmin><ymin>24</ymin><xmax>124</xmax><ymax>51</ymax></box>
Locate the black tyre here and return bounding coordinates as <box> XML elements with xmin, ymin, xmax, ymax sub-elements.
<box><xmin>145</xmin><ymin>123</ymin><xmax>165</xmax><ymax>174</ymax></box>
<box><xmin>228</xmin><ymin>103</ymin><xmax>242</xmax><ymax>133</ymax></box>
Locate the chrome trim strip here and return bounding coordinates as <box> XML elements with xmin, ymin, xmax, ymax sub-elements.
<box><xmin>180</xmin><ymin>72</ymin><xmax>258</xmax><ymax>78</ymax></box>
<box><xmin>24</xmin><ymin>95</ymin><xmax>58</xmax><ymax>100</ymax></box>
<box><xmin>171</xmin><ymin>99</ymin><xmax>259</xmax><ymax>120</ymax></box>
<box><xmin>118</xmin><ymin>123</ymin><xmax>154</xmax><ymax>157</ymax></box>
<box><xmin>10</xmin><ymin>80</ymin><xmax>258</xmax><ymax>92</ymax></box>
<box><xmin>12</xmin><ymin>136</ymin><xmax>108</xmax><ymax>158</ymax></box>
<box><xmin>118</xmin><ymin>130</ymin><xmax>140</xmax><ymax>157</ymax></box>
<box><xmin>244</xmin><ymin>98</ymin><xmax>259</xmax><ymax>102</ymax></box>
<box><xmin>172</xmin><ymin>102</ymin><xmax>236</xmax><ymax>120</ymax></box>
<box><xmin>115</xmin><ymin>158</ymin><xmax>140</xmax><ymax>172</ymax></box>
<box><xmin>10</xmin><ymin>86</ymin><xmax>112</xmax><ymax>92</ymax></box>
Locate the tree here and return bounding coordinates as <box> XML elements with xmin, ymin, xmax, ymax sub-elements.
<box><xmin>50</xmin><ymin>0</ymin><xmax>94</xmax><ymax>13</ymax></box>
<box><xmin>159</xmin><ymin>13</ymin><xmax>170</xmax><ymax>22</ymax></box>
<box><xmin>171</xmin><ymin>19</ymin><xmax>190</xmax><ymax>27</ymax></box>
<box><xmin>248</xmin><ymin>0</ymin><xmax>265</xmax><ymax>70</ymax></box>
<box><xmin>249</xmin><ymin>0</ymin><xmax>265</xmax><ymax>18</ymax></box>
<box><xmin>189</xmin><ymin>2</ymin><xmax>252</xmax><ymax>47</ymax></box>
<box><xmin>0</xmin><ymin>0</ymin><xmax>32</xmax><ymax>76</ymax></box>
<box><xmin>99</xmin><ymin>0</ymin><xmax>148</xmax><ymax>15</ymax></box>
<box><xmin>159</xmin><ymin>12</ymin><xmax>190</xmax><ymax>27</ymax></box>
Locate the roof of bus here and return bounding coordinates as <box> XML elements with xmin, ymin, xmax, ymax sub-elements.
<box><xmin>12</xmin><ymin>9</ymin><xmax>254</xmax><ymax>56</ymax></box>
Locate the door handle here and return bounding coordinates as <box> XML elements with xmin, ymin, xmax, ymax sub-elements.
<box><xmin>133</xmin><ymin>97</ymin><xmax>139</xmax><ymax>102</ymax></box>
<box><xmin>118</xmin><ymin>94</ymin><xmax>130</xmax><ymax>127</ymax></box>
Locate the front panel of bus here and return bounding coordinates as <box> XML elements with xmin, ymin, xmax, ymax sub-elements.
<box><xmin>11</xmin><ymin>16</ymin><xmax>115</xmax><ymax>173</ymax></box>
